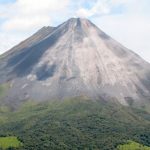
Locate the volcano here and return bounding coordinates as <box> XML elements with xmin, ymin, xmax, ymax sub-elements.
<box><xmin>0</xmin><ymin>18</ymin><xmax>150</xmax><ymax>150</ymax></box>
<box><xmin>0</xmin><ymin>18</ymin><xmax>150</xmax><ymax>108</ymax></box>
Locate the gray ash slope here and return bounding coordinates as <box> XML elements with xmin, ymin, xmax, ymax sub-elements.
<box><xmin>0</xmin><ymin>18</ymin><xmax>150</xmax><ymax>107</ymax></box>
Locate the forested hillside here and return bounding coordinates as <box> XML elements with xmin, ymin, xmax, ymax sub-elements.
<box><xmin>0</xmin><ymin>98</ymin><xmax>150</xmax><ymax>150</ymax></box>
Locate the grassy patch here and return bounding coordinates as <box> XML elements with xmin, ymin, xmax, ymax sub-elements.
<box><xmin>0</xmin><ymin>136</ymin><xmax>22</xmax><ymax>149</ymax></box>
<box><xmin>117</xmin><ymin>140</ymin><xmax>150</xmax><ymax>150</ymax></box>
<box><xmin>0</xmin><ymin>83</ymin><xmax>10</xmax><ymax>100</ymax></box>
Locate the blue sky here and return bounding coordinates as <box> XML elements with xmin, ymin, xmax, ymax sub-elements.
<box><xmin>0</xmin><ymin>0</ymin><xmax>150</xmax><ymax>62</ymax></box>
<box><xmin>0</xmin><ymin>0</ymin><xmax>15</xmax><ymax>4</ymax></box>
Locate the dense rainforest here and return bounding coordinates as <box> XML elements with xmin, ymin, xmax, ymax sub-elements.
<box><xmin>0</xmin><ymin>98</ymin><xmax>150</xmax><ymax>150</ymax></box>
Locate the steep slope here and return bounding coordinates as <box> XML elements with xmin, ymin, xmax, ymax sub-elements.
<box><xmin>0</xmin><ymin>98</ymin><xmax>150</xmax><ymax>150</ymax></box>
<box><xmin>0</xmin><ymin>18</ymin><xmax>150</xmax><ymax>108</ymax></box>
<box><xmin>1</xmin><ymin>26</ymin><xmax>55</xmax><ymax>58</ymax></box>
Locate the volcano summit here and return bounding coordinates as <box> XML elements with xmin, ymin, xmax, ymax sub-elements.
<box><xmin>0</xmin><ymin>18</ymin><xmax>150</xmax><ymax>108</ymax></box>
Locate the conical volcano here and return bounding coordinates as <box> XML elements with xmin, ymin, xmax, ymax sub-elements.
<box><xmin>0</xmin><ymin>18</ymin><xmax>150</xmax><ymax>107</ymax></box>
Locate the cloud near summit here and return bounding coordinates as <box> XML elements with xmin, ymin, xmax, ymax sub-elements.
<box><xmin>1</xmin><ymin>0</ymin><xmax>69</xmax><ymax>31</ymax></box>
<box><xmin>0</xmin><ymin>0</ymin><xmax>150</xmax><ymax>62</ymax></box>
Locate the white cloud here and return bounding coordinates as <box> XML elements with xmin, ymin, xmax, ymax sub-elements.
<box><xmin>75</xmin><ymin>0</ymin><xmax>133</xmax><ymax>18</ymax></box>
<box><xmin>76</xmin><ymin>1</ymin><xmax>110</xmax><ymax>18</ymax></box>
<box><xmin>2</xmin><ymin>15</ymin><xmax>51</xmax><ymax>32</ymax></box>
<box><xmin>0</xmin><ymin>0</ymin><xmax>70</xmax><ymax>54</ymax></box>
<box><xmin>75</xmin><ymin>0</ymin><xmax>150</xmax><ymax>62</ymax></box>
<box><xmin>91</xmin><ymin>0</ymin><xmax>150</xmax><ymax>62</ymax></box>
<box><xmin>0</xmin><ymin>0</ymin><xmax>150</xmax><ymax>63</ymax></box>
<box><xmin>1</xmin><ymin>0</ymin><xmax>69</xmax><ymax>32</ymax></box>
<box><xmin>0</xmin><ymin>32</ymin><xmax>25</xmax><ymax>54</ymax></box>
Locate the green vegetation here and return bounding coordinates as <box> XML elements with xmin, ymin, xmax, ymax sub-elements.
<box><xmin>0</xmin><ymin>84</ymin><xmax>6</xmax><ymax>98</ymax></box>
<box><xmin>0</xmin><ymin>98</ymin><xmax>149</xmax><ymax>150</ymax></box>
<box><xmin>118</xmin><ymin>140</ymin><xmax>150</xmax><ymax>150</ymax></box>
<box><xmin>0</xmin><ymin>136</ymin><xmax>22</xmax><ymax>149</ymax></box>
<box><xmin>0</xmin><ymin>83</ymin><xmax>10</xmax><ymax>101</ymax></box>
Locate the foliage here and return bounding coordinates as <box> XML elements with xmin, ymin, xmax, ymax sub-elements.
<box><xmin>117</xmin><ymin>140</ymin><xmax>150</xmax><ymax>150</ymax></box>
<box><xmin>0</xmin><ymin>136</ymin><xmax>22</xmax><ymax>149</ymax></box>
<box><xmin>0</xmin><ymin>98</ymin><xmax>149</xmax><ymax>150</ymax></box>
<box><xmin>0</xmin><ymin>83</ymin><xmax>8</xmax><ymax>99</ymax></box>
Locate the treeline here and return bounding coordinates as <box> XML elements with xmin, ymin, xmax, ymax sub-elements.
<box><xmin>0</xmin><ymin>99</ymin><xmax>150</xmax><ymax>150</ymax></box>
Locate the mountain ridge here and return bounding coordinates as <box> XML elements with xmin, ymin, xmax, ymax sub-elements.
<box><xmin>0</xmin><ymin>18</ymin><xmax>150</xmax><ymax>109</ymax></box>
<box><xmin>0</xmin><ymin>18</ymin><xmax>150</xmax><ymax>150</ymax></box>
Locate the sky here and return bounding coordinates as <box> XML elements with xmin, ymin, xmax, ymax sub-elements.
<box><xmin>0</xmin><ymin>0</ymin><xmax>150</xmax><ymax>62</ymax></box>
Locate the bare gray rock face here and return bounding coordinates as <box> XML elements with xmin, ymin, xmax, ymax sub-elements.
<box><xmin>0</xmin><ymin>18</ymin><xmax>150</xmax><ymax>107</ymax></box>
